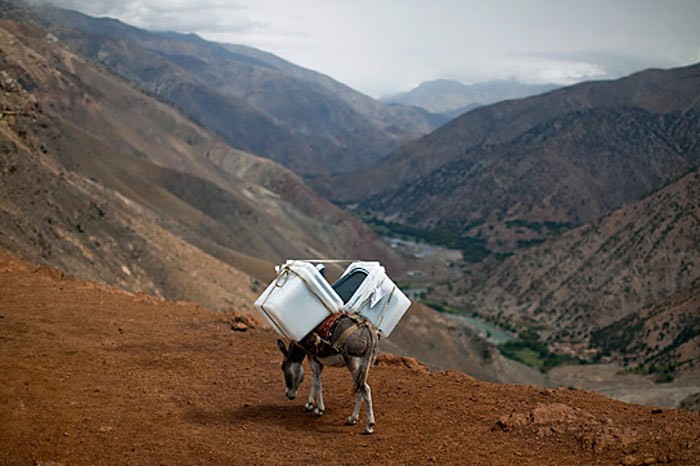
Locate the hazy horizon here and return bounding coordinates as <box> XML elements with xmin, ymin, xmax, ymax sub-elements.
<box><xmin>32</xmin><ymin>0</ymin><xmax>700</xmax><ymax>97</ymax></box>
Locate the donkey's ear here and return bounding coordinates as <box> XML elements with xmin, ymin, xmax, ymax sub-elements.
<box><xmin>277</xmin><ymin>339</ymin><xmax>288</xmax><ymax>355</ymax></box>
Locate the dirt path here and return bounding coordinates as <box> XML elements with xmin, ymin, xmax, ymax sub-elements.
<box><xmin>1</xmin><ymin>255</ymin><xmax>699</xmax><ymax>465</ymax></box>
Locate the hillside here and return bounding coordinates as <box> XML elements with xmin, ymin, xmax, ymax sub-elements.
<box><xmin>590</xmin><ymin>282</ymin><xmax>700</xmax><ymax>374</ymax></box>
<box><xmin>322</xmin><ymin>64</ymin><xmax>700</xmax><ymax>253</ymax></box>
<box><xmin>0</xmin><ymin>17</ymin><xmax>401</xmax><ymax>309</ymax></box>
<box><xmin>2</xmin><ymin>253</ymin><xmax>699</xmax><ymax>465</ymax></box>
<box><xmin>383</xmin><ymin>79</ymin><xmax>558</xmax><ymax>117</ymax></box>
<box><xmin>447</xmin><ymin>167</ymin><xmax>700</xmax><ymax>374</ymax></box>
<box><xmin>14</xmin><ymin>2</ymin><xmax>444</xmax><ymax>176</ymax></box>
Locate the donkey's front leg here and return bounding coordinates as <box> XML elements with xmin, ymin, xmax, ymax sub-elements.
<box><xmin>304</xmin><ymin>358</ymin><xmax>325</xmax><ymax>416</ymax></box>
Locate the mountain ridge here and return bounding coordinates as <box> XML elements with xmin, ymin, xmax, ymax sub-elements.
<box><xmin>0</xmin><ymin>9</ymin><xmax>545</xmax><ymax>387</ymax></box>
<box><xmin>383</xmin><ymin>78</ymin><xmax>559</xmax><ymax>117</ymax></box>
<box><xmin>23</xmin><ymin>2</ymin><xmax>445</xmax><ymax>176</ymax></box>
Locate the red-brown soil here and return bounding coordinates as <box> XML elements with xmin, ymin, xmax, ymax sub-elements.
<box><xmin>1</xmin><ymin>253</ymin><xmax>699</xmax><ymax>465</ymax></box>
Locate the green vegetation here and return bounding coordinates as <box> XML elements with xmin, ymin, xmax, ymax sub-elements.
<box><xmin>358</xmin><ymin>214</ymin><xmax>571</xmax><ymax>263</ymax></box>
<box><xmin>505</xmin><ymin>219</ymin><xmax>575</xmax><ymax>234</ymax></box>
<box><xmin>623</xmin><ymin>363</ymin><xmax>677</xmax><ymax>384</ymax></box>
<box><xmin>516</xmin><ymin>238</ymin><xmax>546</xmax><ymax>248</ymax></box>
<box><xmin>363</xmin><ymin>216</ymin><xmax>493</xmax><ymax>263</ymax></box>
<box><xmin>418</xmin><ymin>298</ymin><xmax>469</xmax><ymax>315</ymax></box>
<box><xmin>592</xmin><ymin>313</ymin><xmax>698</xmax><ymax>381</ymax></box>
<box><xmin>497</xmin><ymin>329</ymin><xmax>579</xmax><ymax>373</ymax></box>
<box><xmin>590</xmin><ymin>314</ymin><xmax>644</xmax><ymax>357</ymax></box>
<box><xmin>359</xmin><ymin>215</ymin><xmax>498</xmax><ymax>263</ymax></box>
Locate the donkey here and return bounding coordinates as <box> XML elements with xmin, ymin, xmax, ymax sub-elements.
<box><xmin>276</xmin><ymin>313</ymin><xmax>379</xmax><ymax>434</ymax></box>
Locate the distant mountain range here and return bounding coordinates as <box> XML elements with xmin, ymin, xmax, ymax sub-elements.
<box><xmin>383</xmin><ymin>79</ymin><xmax>559</xmax><ymax>118</ymax></box>
<box><xmin>322</xmin><ymin>63</ymin><xmax>700</xmax><ymax>254</ymax></box>
<box><xmin>21</xmin><ymin>3</ymin><xmax>445</xmax><ymax>177</ymax></box>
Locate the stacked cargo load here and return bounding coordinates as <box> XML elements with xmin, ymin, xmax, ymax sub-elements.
<box><xmin>254</xmin><ymin>260</ymin><xmax>410</xmax><ymax>341</ymax></box>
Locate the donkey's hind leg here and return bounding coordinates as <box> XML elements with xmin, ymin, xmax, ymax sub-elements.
<box><xmin>346</xmin><ymin>380</ymin><xmax>375</xmax><ymax>434</ymax></box>
<box><xmin>344</xmin><ymin>356</ymin><xmax>362</xmax><ymax>426</ymax></box>
<box><xmin>304</xmin><ymin>358</ymin><xmax>325</xmax><ymax>416</ymax></box>
<box><xmin>344</xmin><ymin>355</ymin><xmax>375</xmax><ymax>434</ymax></box>
<box><xmin>345</xmin><ymin>356</ymin><xmax>376</xmax><ymax>434</ymax></box>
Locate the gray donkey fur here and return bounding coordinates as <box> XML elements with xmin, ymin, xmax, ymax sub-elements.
<box><xmin>277</xmin><ymin>313</ymin><xmax>379</xmax><ymax>434</ymax></box>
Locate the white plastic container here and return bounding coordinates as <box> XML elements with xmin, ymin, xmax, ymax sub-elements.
<box><xmin>254</xmin><ymin>260</ymin><xmax>343</xmax><ymax>341</ymax></box>
<box><xmin>339</xmin><ymin>262</ymin><xmax>411</xmax><ymax>337</ymax></box>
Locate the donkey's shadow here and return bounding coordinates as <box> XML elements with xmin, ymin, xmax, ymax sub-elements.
<box><xmin>184</xmin><ymin>403</ymin><xmax>347</xmax><ymax>434</ymax></box>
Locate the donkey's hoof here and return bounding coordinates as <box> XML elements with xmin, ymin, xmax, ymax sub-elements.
<box><xmin>303</xmin><ymin>403</ymin><xmax>314</xmax><ymax>412</ymax></box>
<box><xmin>346</xmin><ymin>416</ymin><xmax>358</xmax><ymax>426</ymax></box>
<box><xmin>313</xmin><ymin>408</ymin><xmax>324</xmax><ymax>417</ymax></box>
<box><xmin>363</xmin><ymin>426</ymin><xmax>375</xmax><ymax>435</ymax></box>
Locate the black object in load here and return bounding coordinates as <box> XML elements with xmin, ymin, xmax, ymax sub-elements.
<box><xmin>331</xmin><ymin>268</ymin><xmax>368</xmax><ymax>304</ymax></box>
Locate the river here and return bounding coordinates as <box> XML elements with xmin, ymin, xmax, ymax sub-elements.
<box><xmin>443</xmin><ymin>313</ymin><xmax>515</xmax><ymax>345</ymax></box>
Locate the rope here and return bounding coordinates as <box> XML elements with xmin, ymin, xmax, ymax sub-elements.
<box><xmin>259</xmin><ymin>266</ymin><xmax>296</xmax><ymax>339</ymax></box>
<box><xmin>292</xmin><ymin>259</ymin><xmax>364</xmax><ymax>264</ymax></box>
<box><xmin>374</xmin><ymin>284</ymin><xmax>396</xmax><ymax>333</ymax></box>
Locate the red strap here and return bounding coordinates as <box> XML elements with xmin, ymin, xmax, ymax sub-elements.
<box><xmin>315</xmin><ymin>312</ymin><xmax>344</xmax><ymax>340</ymax></box>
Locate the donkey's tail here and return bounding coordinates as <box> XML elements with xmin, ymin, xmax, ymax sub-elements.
<box><xmin>354</xmin><ymin>325</ymin><xmax>379</xmax><ymax>392</ymax></box>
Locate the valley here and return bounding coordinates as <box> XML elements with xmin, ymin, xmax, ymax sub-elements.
<box><xmin>377</xmin><ymin>229</ymin><xmax>700</xmax><ymax>409</ymax></box>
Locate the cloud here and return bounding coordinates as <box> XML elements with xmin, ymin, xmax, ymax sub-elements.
<box><xmin>31</xmin><ymin>0</ymin><xmax>700</xmax><ymax>96</ymax></box>
<box><xmin>36</xmin><ymin>0</ymin><xmax>262</xmax><ymax>34</ymax></box>
<box><xmin>510</xmin><ymin>58</ymin><xmax>607</xmax><ymax>85</ymax></box>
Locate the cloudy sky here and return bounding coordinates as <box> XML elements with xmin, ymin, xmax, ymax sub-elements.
<box><xmin>38</xmin><ymin>0</ymin><xmax>700</xmax><ymax>97</ymax></box>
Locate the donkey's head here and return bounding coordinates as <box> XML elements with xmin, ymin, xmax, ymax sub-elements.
<box><xmin>277</xmin><ymin>339</ymin><xmax>305</xmax><ymax>400</ymax></box>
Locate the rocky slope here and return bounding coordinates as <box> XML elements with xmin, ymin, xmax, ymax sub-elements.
<box><xmin>590</xmin><ymin>282</ymin><xmax>700</xmax><ymax>374</ymax></box>
<box><xmin>15</xmin><ymin>2</ymin><xmax>444</xmax><ymax>176</ymax></box>
<box><xmin>2</xmin><ymin>253</ymin><xmax>699</xmax><ymax>466</ymax></box>
<box><xmin>322</xmin><ymin>63</ymin><xmax>700</xmax><ymax>252</ymax></box>
<box><xmin>449</xmin><ymin>167</ymin><xmax>700</xmax><ymax>373</ymax></box>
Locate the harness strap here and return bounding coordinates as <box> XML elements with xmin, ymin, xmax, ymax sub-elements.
<box><xmin>333</xmin><ymin>319</ymin><xmax>367</xmax><ymax>350</ymax></box>
<box><xmin>316</xmin><ymin>312</ymin><xmax>345</xmax><ymax>340</ymax></box>
<box><xmin>302</xmin><ymin>313</ymin><xmax>342</xmax><ymax>356</ymax></box>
